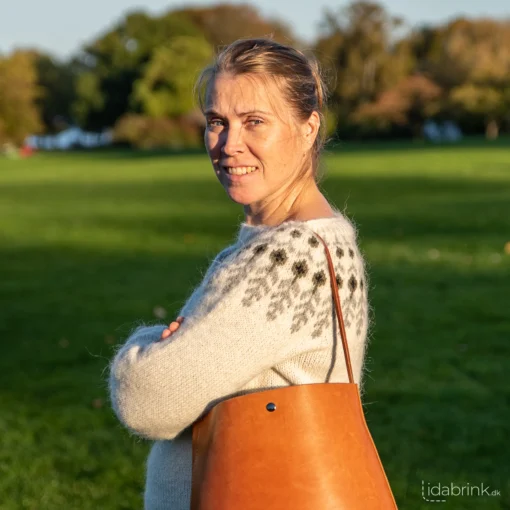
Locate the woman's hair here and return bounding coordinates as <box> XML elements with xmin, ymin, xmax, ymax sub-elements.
<box><xmin>194</xmin><ymin>38</ymin><xmax>329</xmax><ymax>183</ymax></box>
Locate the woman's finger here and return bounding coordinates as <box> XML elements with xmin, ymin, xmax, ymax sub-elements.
<box><xmin>168</xmin><ymin>321</ymin><xmax>180</xmax><ymax>332</ymax></box>
<box><xmin>159</xmin><ymin>328</ymin><xmax>172</xmax><ymax>340</ymax></box>
<box><xmin>159</xmin><ymin>317</ymin><xmax>185</xmax><ymax>341</ymax></box>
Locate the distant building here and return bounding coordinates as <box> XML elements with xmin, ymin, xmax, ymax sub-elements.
<box><xmin>423</xmin><ymin>120</ymin><xmax>463</xmax><ymax>143</ymax></box>
<box><xmin>25</xmin><ymin>127</ymin><xmax>113</xmax><ymax>150</ymax></box>
<box><xmin>423</xmin><ymin>120</ymin><xmax>442</xmax><ymax>142</ymax></box>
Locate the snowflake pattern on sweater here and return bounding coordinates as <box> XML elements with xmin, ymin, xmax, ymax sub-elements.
<box><xmin>197</xmin><ymin>224</ymin><xmax>366</xmax><ymax>340</ymax></box>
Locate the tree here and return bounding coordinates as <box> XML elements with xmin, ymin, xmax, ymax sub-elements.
<box><xmin>415</xmin><ymin>18</ymin><xmax>510</xmax><ymax>136</ymax></box>
<box><xmin>352</xmin><ymin>74</ymin><xmax>442</xmax><ymax>136</ymax></box>
<box><xmin>32</xmin><ymin>52</ymin><xmax>77</xmax><ymax>132</ymax></box>
<box><xmin>450</xmin><ymin>84</ymin><xmax>510</xmax><ymax>138</ymax></box>
<box><xmin>315</xmin><ymin>1</ymin><xmax>414</xmax><ymax>134</ymax></box>
<box><xmin>133</xmin><ymin>36</ymin><xmax>213</xmax><ymax>117</ymax></box>
<box><xmin>0</xmin><ymin>51</ymin><xmax>42</xmax><ymax>145</ymax></box>
<box><xmin>73</xmin><ymin>10</ymin><xmax>202</xmax><ymax>129</ymax></box>
<box><xmin>72</xmin><ymin>72</ymin><xmax>105</xmax><ymax>128</ymax></box>
<box><xmin>171</xmin><ymin>4</ymin><xmax>295</xmax><ymax>49</ymax></box>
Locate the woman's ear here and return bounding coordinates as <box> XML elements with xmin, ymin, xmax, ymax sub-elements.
<box><xmin>302</xmin><ymin>111</ymin><xmax>321</xmax><ymax>150</ymax></box>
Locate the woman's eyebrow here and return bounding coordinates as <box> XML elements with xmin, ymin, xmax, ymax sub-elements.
<box><xmin>204</xmin><ymin>109</ymin><xmax>272</xmax><ymax>117</ymax></box>
<box><xmin>237</xmin><ymin>109</ymin><xmax>273</xmax><ymax>116</ymax></box>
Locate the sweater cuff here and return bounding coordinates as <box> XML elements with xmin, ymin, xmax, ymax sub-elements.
<box><xmin>123</xmin><ymin>324</ymin><xmax>167</xmax><ymax>348</ymax></box>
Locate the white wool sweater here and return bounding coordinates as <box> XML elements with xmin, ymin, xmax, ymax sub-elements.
<box><xmin>109</xmin><ymin>211</ymin><xmax>370</xmax><ymax>510</ymax></box>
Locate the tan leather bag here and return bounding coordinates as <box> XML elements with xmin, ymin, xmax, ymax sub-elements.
<box><xmin>190</xmin><ymin>232</ymin><xmax>398</xmax><ymax>509</ymax></box>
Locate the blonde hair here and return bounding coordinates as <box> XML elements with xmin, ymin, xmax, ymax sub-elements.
<box><xmin>194</xmin><ymin>38</ymin><xmax>329</xmax><ymax>182</ymax></box>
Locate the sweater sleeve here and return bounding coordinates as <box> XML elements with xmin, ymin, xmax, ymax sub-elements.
<box><xmin>109</xmin><ymin>246</ymin><xmax>238</xmax><ymax>347</ymax></box>
<box><xmin>109</xmin><ymin>224</ymin><xmax>351</xmax><ymax>440</ymax></box>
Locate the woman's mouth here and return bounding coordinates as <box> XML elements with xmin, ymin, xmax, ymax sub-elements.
<box><xmin>222</xmin><ymin>166</ymin><xmax>259</xmax><ymax>179</ymax></box>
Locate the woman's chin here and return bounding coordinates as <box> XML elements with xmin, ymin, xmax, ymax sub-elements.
<box><xmin>226</xmin><ymin>192</ymin><xmax>253</xmax><ymax>206</ymax></box>
<box><xmin>219</xmin><ymin>178</ymin><xmax>263</xmax><ymax>205</ymax></box>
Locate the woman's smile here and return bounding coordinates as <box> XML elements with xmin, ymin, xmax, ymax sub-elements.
<box><xmin>223</xmin><ymin>165</ymin><xmax>260</xmax><ymax>181</ymax></box>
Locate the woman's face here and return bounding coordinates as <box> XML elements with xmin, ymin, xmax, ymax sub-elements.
<box><xmin>204</xmin><ymin>73</ymin><xmax>315</xmax><ymax>206</ymax></box>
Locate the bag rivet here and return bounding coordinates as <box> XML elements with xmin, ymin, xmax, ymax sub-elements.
<box><xmin>266</xmin><ymin>403</ymin><xmax>276</xmax><ymax>412</ymax></box>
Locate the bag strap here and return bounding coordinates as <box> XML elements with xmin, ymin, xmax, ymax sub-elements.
<box><xmin>312</xmin><ymin>232</ymin><xmax>355</xmax><ymax>384</ymax></box>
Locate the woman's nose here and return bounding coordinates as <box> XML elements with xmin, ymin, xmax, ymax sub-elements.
<box><xmin>221</xmin><ymin>127</ymin><xmax>244</xmax><ymax>155</ymax></box>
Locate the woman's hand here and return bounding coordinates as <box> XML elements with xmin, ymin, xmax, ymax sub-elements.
<box><xmin>159</xmin><ymin>316</ymin><xmax>185</xmax><ymax>341</ymax></box>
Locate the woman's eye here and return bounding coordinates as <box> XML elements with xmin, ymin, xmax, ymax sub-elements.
<box><xmin>207</xmin><ymin>119</ymin><xmax>224</xmax><ymax>127</ymax></box>
<box><xmin>248</xmin><ymin>119</ymin><xmax>263</xmax><ymax>126</ymax></box>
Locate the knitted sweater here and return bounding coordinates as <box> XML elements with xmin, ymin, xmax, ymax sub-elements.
<box><xmin>109</xmin><ymin>210</ymin><xmax>370</xmax><ymax>510</ymax></box>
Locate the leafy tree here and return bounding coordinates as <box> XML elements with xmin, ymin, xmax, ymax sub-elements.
<box><xmin>171</xmin><ymin>4</ymin><xmax>295</xmax><ymax>49</ymax></box>
<box><xmin>0</xmin><ymin>51</ymin><xmax>42</xmax><ymax>145</ymax></box>
<box><xmin>352</xmin><ymin>74</ymin><xmax>442</xmax><ymax>136</ymax></box>
<box><xmin>415</xmin><ymin>18</ymin><xmax>510</xmax><ymax>136</ymax></box>
<box><xmin>73</xmin><ymin>10</ymin><xmax>202</xmax><ymax>129</ymax></box>
<box><xmin>113</xmin><ymin>113</ymin><xmax>201</xmax><ymax>149</ymax></box>
<box><xmin>133</xmin><ymin>36</ymin><xmax>213</xmax><ymax>117</ymax></box>
<box><xmin>450</xmin><ymin>84</ymin><xmax>510</xmax><ymax>138</ymax></box>
<box><xmin>315</xmin><ymin>1</ymin><xmax>414</xmax><ymax>134</ymax></box>
<box><xmin>72</xmin><ymin>72</ymin><xmax>105</xmax><ymax>128</ymax></box>
<box><xmin>32</xmin><ymin>52</ymin><xmax>77</xmax><ymax>132</ymax></box>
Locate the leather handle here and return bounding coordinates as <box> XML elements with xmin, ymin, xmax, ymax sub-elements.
<box><xmin>312</xmin><ymin>232</ymin><xmax>355</xmax><ymax>384</ymax></box>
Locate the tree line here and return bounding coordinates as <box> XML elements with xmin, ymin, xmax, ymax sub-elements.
<box><xmin>1</xmin><ymin>1</ymin><xmax>510</xmax><ymax>148</ymax></box>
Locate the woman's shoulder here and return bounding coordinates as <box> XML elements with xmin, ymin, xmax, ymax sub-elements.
<box><xmin>239</xmin><ymin>211</ymin><xmax>358</xmax><ymax>248</ymax></box>
<box><xmin>214</xmin><ymin>211</ymin><xmax>362</xmax><ymax>274</ymax></box>
<box><xmin>182</xmin><ymin>212</ymin><xmax>367</xmax><ymax>318</ymax></box>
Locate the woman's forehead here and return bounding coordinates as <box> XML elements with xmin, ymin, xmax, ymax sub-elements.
<box><xmin>206</xmin><ymin>74</ymin><xmax>282</xmax><ymax>115</ymax></box>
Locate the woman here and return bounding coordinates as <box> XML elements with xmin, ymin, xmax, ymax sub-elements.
<box><xmin>109</xmin><ymin>38</ymin><xmax>369</xmax><ymax>510</ymax></box>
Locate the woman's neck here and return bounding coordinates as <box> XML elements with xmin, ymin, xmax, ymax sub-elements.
<box><xmin>243</xmin><ymin>179</ymin><xmax>331</xmax><ymax>227</ymax></box>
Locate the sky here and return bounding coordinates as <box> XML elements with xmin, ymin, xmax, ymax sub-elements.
<box><xmin>1</xmin><ymin>0</ymin><xmax>509</xmax><ymax>60</ymax></box>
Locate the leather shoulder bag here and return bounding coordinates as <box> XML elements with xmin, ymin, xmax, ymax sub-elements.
<box><xmin>190</xmin><ymin>231</ymin><xmax>398</xmax><ymax>509</ymax></box>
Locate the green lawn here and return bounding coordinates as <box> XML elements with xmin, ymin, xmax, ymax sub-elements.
<box><xmin>1</xmin><ymin>141</ymin><xmax>509</xmax><ymax>509</ymax></box>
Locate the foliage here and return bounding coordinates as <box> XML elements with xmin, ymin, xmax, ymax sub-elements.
<box><xmin>315</xmin><ymin>4</ymin><xmax>510</xmax><ymax>138</ymax></box>
<box><xmin>5</xmin><ymin>0</ymin><xmax>510</xmax><ymax>141</ymax></box>
<box><xmin>32</xmin><ymin>52</ymin><xmax>77</xmax><ymax>132</ymax></box>
<box><xmin>73</xmin><ymin>11</ymin><xmax>202</xmax><ymax>129</ymax></box>
<box><xmin>316</xmin><ymin>1</ymin><xmax>414</xmax><ymax>130</ymax></box>
<box><xmin>450</xmin><ymin>85</ymin><xmax>509</xmax><ymax>119</ymax></box>
<box><xmin>415</xmin><ymin>18</ymin><xmax>510</xmax><ymax>135</ymax></box>
<box><xmin>353</xmin><ymin>74</ymin><xmax>443</xmax><ymax>135</ymax></box>
<box><xmin>171</xmin><ymin>3</ymin><xmax>295</xmax><ymax>49</ymax></box>
<box><xmin>425</xmin><ymin>19</ymin><xmax>510</xmax><ymax>86</ymax></box>
<box><xmin>0</xmin><ymin>50</ymin><xmax>42</xmax><ymax>145</ymax></box>
<box><xmin>133</xmin><ymin>36</ymin><xmax>213</xmax><ymax>118</ymax></box>
<box><xmin>113</xmin><ymin>113</ymin><xmax>201</xmax><ymax>149</ymax></box>
<box><xmin>72</xmin><ymin>72</ymin><xmax>105</xmax><ymax>128</ymax></box>
<box><xmin>70</xmin><ymin>4</ymin><xmax>296</xmax><ymax>130</ymax></box>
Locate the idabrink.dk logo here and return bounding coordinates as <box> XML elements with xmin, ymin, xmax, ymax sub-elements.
<box><xmin>422</xmin><ymin>480</ymin><xmax>500</xmax><ymax>503</ymax></box>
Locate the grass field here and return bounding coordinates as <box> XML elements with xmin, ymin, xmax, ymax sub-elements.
<box><xmin>1</xmin><ymin>140</ymin><xmax>509</xmax><ymax>509</ymax></box>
